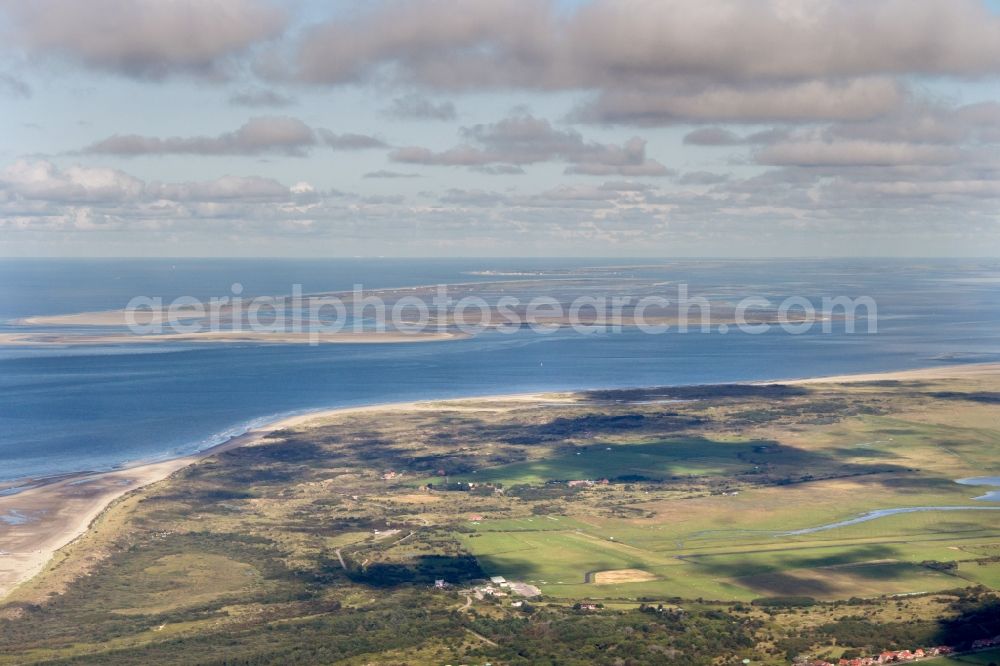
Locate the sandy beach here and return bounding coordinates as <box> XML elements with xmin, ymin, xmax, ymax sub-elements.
<box><xmin>781</xmin><ymin>361</ymin><xmax>1000</xmax><ymax>385</ymax></box>
<box><xmin>0</xmin><ymin>392</ymin><xmax>560</xmax><ymax>601</ymax></box>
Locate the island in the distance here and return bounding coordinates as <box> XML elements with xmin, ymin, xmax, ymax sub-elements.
<box><xmin>1</xmin><ymin>364</ymin><xmax>998</xmax><ymax>665</ymax></box>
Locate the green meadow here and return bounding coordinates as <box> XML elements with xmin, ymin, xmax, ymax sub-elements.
<box><xmin>452</xmin><ymin>392</ymin><xmax>1000</xmax><ymax>601</ymax></box>
<box><xmin>458</xmin><ymin>437</ymin><xmax>767</xmax><ymax>485</ymax></box>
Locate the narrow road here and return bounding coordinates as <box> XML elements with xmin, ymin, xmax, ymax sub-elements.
<box><xmin>465</xmin><ymin>628</ymin><xmax>498</xmax><ymax>647</ymax></box>
<box><xmin>334</xmin><ymin>549</ymin><xmax>347</xmax><ymax>570</ymax></box>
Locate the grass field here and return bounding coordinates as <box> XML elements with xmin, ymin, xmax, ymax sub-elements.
<box><xmin>451</xmin><ymin>389</ymin><xmax>1000</xmax><ymax>601</ymax></box>
<box><xmin>456</xmin><ymin>437</ymin><xmax>767</xmax><ymax>485</ymax></box>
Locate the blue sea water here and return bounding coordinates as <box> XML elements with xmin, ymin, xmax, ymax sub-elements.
<box><xmin>0</xmin><ymin>258</ymin><xmax>998</xmax><ymax>483</ymax></box>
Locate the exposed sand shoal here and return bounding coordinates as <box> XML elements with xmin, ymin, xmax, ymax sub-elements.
<box><xmin>16</xmin><ymin>308</ymin><xmax>205</xmax><ymax>327</ymax></box>
<box><xmin>0</xmin><ymin>330</ymin><xmax>467</xmax><ymax>346</ymax></box>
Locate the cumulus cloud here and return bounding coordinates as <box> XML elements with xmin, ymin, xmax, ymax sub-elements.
<box><xmin>82</xmin><ymin>117</ymin><xmax>384</xmax><ymax>157</ymax></box>
<box><xmin>0</xmin><ymin>160</ymin><xmax>302</xmax><ymax>205</ymax></box>
<box><xmin>292</xmin><ymin>1</ymin><xmax>1000</xmax><ymax>85</ymax></box>
<box><xmin>0</xmin><ymin>0</ymin><xmax>286</xmax><ymax>80</ymax></box>
<box><xmin>677</xmin><ymin>171</ymin><xmax>731</xmax><ymax>186</ymax></box>
<box><xmin>564</xmin><ymin>160</ymin><xmax>674</xmax><ymax>177</ymax></box>
<box><xmin>4</xmin><ymin>0</ymin><xmax>999</xmax><ymax>253</ymax></box>
<box><xmin>391</xmin><ymin>112</ymin><xmax>671</xmax><ymax>176</ymax></box>
<box><xmin>756</xmin><ymin>140</ymin><xmax>964</xmax><ymax>167</ymax></box>
<box><xmin>577</xmin><ymin>78</ymin><xmax>906</xmax><ymax>125</ymax></box>
<box><xmin>293</xmin><ymin>0</ymin><xmax>555</xmax><ymax>88</ymax></box>
<box><xmin>4</xmin><ymin>159</ymin><xmax>998</xmax><ymax>253</ymax></box>
<box><xmin>386</xmin><ymin>94</ymin><xmax>456</xmax><ymax>121</ymax></box>
<box><xmin>146</xmin><ymin>175</ymin><xmax>292</xmax><ymax>201</ymax></box>
<box><xmin>598</xmin><ymin>181</ymin><xmax>654</xmax><ymax>192</ymax></box>
<box><xmin>317</xmin><ymin>130</ymin><xmax>387</xmax><ymax>150</ymax></box>
<box><xmin>228</xmin><ymin>87</ymin><xmax>296</xmax><ymax>108</ymax></box>
<box><xmin>281</xmin><ymin>0</ymin><xmax>1000</xmax><ymax>125</ymax></box>
<box><xmin>363</xmin><ymin>170</ymin><xmax>421</xmax><ymax>179</ymax></box>
<box><xmin>683</xmin><ymin>127</ymin><xmax>789</xmax><ymax>146</ymax></box>
<box><xmin>471</xmin><ymin>164</ymin><xmax>525</xmax><ymax>175</ymax></box>
<box><xmin>565</xmin><ymin>0</ymin><xmax>1000</xmax><ymax>81</ymax></box>
<box><xmin>0</xmin><ymin>159</ymin><xmax>143</xmax><ymax>202</ymax></box>
<box><xmin>827</xmin><ymin>101</ymin><xmax>1000</xmax><ymax>145</ymax></box>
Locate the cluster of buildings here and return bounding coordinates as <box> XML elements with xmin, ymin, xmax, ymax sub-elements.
<box><xmin>567</xmin><ymin>478</ymin><xmax>610</xmax><ymax>487</ymax></box>
<box><xmin>477</xmin><ymin>576</ymin><xmax>512</xmax><ymax>598</ymax></box>
<box><xmin>467</xmin><ymin>576</ymin><xmax>542</xmax><ymax>600</ymax></box>
<box><xmin>972</xmin><ymin>635</ymin><xmax>1000</xmax><ymax>650</ymax></box>
<box><xmin>808</xmin><ymin>643</ymin><xmax>962</xmax><ymax>665</ymax></box>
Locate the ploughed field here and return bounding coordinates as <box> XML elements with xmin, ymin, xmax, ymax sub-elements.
<box><xmin>1</xmin><ymin>372</ymin><xmax>999</xmax><ymax>664</ymax></box>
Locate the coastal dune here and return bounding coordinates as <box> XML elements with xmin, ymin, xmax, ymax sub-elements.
<box><xmin>0</xmin><ymin>393</ymin><xmax>559</xmax><ymax>600</ymax></box>
<box><xmin>1</xmin><ymin>362</ymin><xmax>996</xmax><ymax>602</ymax></box>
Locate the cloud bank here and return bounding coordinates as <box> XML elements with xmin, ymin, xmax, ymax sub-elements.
<box><xmin>82</xmin><ymin>117</ymin><xmax>385</xmax><ymax>157</ymax></box>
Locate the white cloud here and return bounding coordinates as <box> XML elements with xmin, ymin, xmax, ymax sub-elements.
<box><xmin>577</xmin><ymin>79</ymin><xmax>906</xmax><ymax>125</ymax></box>
<box><xmin>386</xmin><ymin>94</ymin><xmax>457</xmax><ymax>121</ymax></box>
<box><xmin>1</xmin><ymin>0</ymin><xmax>287</xmax><ymax>80</ymax></box>
<box><xmin>82</xmin><ymin>117</ymin><xmax>385</xmax><ymax>157</ymax></box>
<box><xmin>228</xmin><ymin>87</ymin><xmax>296</xmax><ymax>108</ymax></box>
<box><xmin>391</xmin><ymin>113</ymin><xmax>672</xmax><ymax>176</ymax></box>
<box><xmin>0</xmin><ymin>159</ymin><xmax>143</xmax><ymax>202</ymax></box>
<box><xmin>756</xmin><ymin>140</ymin><xmax>963</xmax><ymax>167</ymax></box>
<box><xmin>283</xmin><ymin>0</ymin><xmax>1000</xmax><ymax>125</ymax></box>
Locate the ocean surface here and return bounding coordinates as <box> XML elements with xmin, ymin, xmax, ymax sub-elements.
<box><xmin>1</xmin><ymin>258</ymin><xmax>998</xmax><ymax>482</ymax></box>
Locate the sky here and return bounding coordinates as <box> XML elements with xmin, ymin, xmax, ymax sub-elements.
<box><xmin>1</xmin><ymin>0</ymin><xmax>1000</xmax><ymax>258</ymax></box>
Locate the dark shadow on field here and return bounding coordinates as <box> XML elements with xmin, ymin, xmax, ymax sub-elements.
<box><xmin>481</xmin><ymin>412</ymin><xmax>706</xmax><ymax>446</ymax></box>
<box><xmin>474</xmin><ymin>434</ymin><xmax>912</xmax><ymax>486</ymax></box>
<box><xmin>734</xmin><ymin>571</ymin><xmax>837</xmax><ymax>597</ymax></box>
<box><xmin>581</xmin><ymin>384</ymin><xmax>810</xmax><ymax>402</ymax></box>
<box><xmin>819</xmin><ymin>591</ymin><xmax>1000</xmax><ymax>652</ymax></box>
<box><xmin>345</xmin><ymin>554</ymin><xmax>485</xmax><ymax>588</ymax></box>
<box><xmin>685</xmin><ymin>544</ymin><xmax>898</xmax><ymax>579</ymax></box>
<box><xmin>935</xmin><ymin>594</ymin><xmax>1000</xmax><ymax>648</ymax></box>
<box><xmin>231</xmin><ymin>439</ymin><xmax>330</xmax><ymax>463</ymax></box>
<box><xmin>874</xmin><ymin>475</ymin><xmax>966</xmax><ymax>494</ymax></box>
<box><xmin>926</xmin><ymin>520</ymin><xmax>998</xmax><ymax>533</ymax></box>
<box><xmin>472</xmin><ymin>554</ymin><xmax>543</xmax><ymax>580</ymax></box>
<box><xmin>828</xmin><ymin>447</ymin><xmax>902</xmax><ymax>459</ymax></box>
<box><xmin>177</xmin><ymin>381</ymin><xmax>911</xmax><ymax>487</ymax></box>
<box><xmin>699</xmin><ymin>548</ymin><xmax>939</xmax><ymax>598</ymax></box>
<box><xmin>927</xmin><ymin>391</ymin><xmax>1000</xmax><ymax>404</ymax></box>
